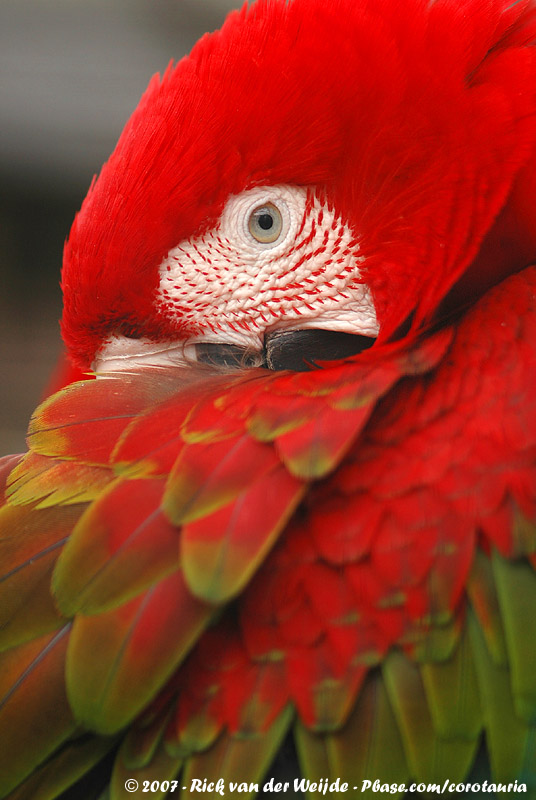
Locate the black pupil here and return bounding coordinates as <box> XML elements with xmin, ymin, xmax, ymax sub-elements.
<box><xmin>257</xmin><ymin>213</ymin><xmax>274</xmax><ymax>230</ymax></box>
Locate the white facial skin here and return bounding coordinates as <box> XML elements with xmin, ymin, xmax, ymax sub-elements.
<box><xmin>94</xmin><ymin>185</ymin><xmax>378</xmax><ymax>372</ymax></box>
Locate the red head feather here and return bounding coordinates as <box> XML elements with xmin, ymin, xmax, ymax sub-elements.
<box><xmin>61</xmin><ymin>0</ymin><xmax>536</xmax><ymax>368</ymax></box>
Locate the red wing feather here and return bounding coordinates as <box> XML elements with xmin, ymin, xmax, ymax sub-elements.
<box><xmin>52</xmin><ymin>477</ymin><xmax>180</xmax><ymax>616</ymax></box>
<box><xmin>0</xmin><ymin>501</ymin><xmax>82</xmax><ymax>650</ymax></box>
<box><xmin>179</xmin><ymin>462</ymin><xmax>305</xmax><ymax>603</ymax></box>
<box><xmin>65</xmin><ymin>570</ymin><xmax>213</xmax><ymax>734</ymax></box>
<box><xmin>26</xmin><ymin>371</ymin><xmax>184</xmax><ymax>465</ymax></box>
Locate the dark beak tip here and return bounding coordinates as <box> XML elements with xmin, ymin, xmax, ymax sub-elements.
<box><xmin>264</xmin><ymin>329</ymin><xmax>376</xmax><ymax>371</ymax></box>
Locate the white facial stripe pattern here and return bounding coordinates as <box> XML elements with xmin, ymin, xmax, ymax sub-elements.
<box><xmin>156</xmin><ymin>185</ymin><xmax>378</xmax><ymax>348</ymax></box>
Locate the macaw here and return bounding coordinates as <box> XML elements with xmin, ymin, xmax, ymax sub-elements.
<box><xmin>2</xmin><ymin>0</ymin><xmax>536</xmax><ymax>798</ymax></box>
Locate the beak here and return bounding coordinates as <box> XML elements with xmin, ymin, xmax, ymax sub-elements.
<box><xmin>264</xmin><ymin>329</ymin><xmax>375</xmax><ymax>370</ymax></box>
<box><xmin>195</xmin><ymin>329</ymin><xmax>376</xmax><ymax>371</ymax></box>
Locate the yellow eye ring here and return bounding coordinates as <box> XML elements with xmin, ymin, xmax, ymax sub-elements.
<box><xmin>247</xmin><ymin>202</ymin><xmax>283</xmax><ymax>244</ymax></box>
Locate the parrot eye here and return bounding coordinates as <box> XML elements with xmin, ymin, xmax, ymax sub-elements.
<box><xmin>247</xmin><ymin>203</ymin><xmax>283</xmax><ymax>244</ymax></box>
<box><xmin>218</xmin><ymin>185</ymin><xmax>297</xmax><ymax>252</ymax></box>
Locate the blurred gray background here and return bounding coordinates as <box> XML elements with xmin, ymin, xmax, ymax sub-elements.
<box><xmin>0</xmin><ymin>0</ymin><xmax>242</xmax><ymax>453</ymax></box>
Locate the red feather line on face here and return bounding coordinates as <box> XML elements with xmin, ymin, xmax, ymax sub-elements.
<box><xmin>60</xmin><ymin>0</ymin><xmax>536</xmax><ymax>370</ymax></box>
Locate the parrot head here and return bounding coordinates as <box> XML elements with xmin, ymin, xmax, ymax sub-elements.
<box><xmin>61</xmin><ymin>0</ymin><xmax>536</xmax><ymax>374</ymax></box>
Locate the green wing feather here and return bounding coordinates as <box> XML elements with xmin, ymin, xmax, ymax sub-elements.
<box><xmin>52</xmin><ymin>478</ymin><xmax>179</xmax><ymax>616</ymax></box>
<box><xmin>182</xmin><ymin>708</ymin><xmax>293</xmax><ymax>800</ymax></box>
<box><xmin>6</xmin><ymin>736</ymin><xmax>117</xmax><ymax>800</ymax></box>
<box><xmin>492</xmin><ymin>552</ymin><xmax>536</xmax><ymax>721</ymax></box>
<box><xmin>296</xmin><ymin>672</ymin><xmax>409</xmax><ymax>797</ymax></box>
<box><xmin>0</xmin><ymin>627</ymin><xmax>75</xmax><ymax>797</ymax></box>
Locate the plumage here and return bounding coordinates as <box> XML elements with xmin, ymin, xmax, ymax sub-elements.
<box><xmin>1</xmin><ymin>0</ymin><xmax>536</xmax><ymax>797</ymax></box>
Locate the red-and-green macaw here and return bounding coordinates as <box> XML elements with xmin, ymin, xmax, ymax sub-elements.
<box><xmin>2</xmin><ymin>0</ymin><xmax>536</xmax><ymax>798</ymax></box>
